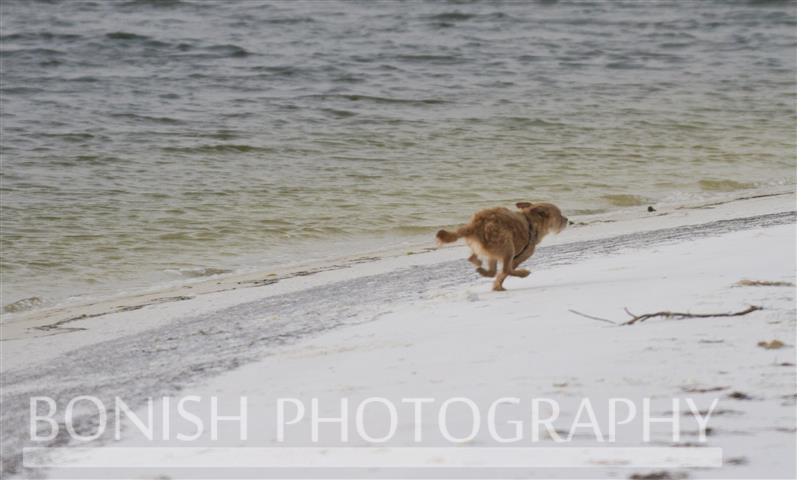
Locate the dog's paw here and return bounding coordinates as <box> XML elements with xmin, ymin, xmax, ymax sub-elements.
<box><xmin>492</xmin><ymin>285</ymin><xmax>506</xmax><ymax>292</ymax></box>
<box><xmin>513</xmin><ymin>269</ymin><xmax>530</xmax><ymax>278</ymax></box>
<box><xmin>476</xmin><ymin>267</ymin><xmax>496</xmax><ymax>278</ymax></box>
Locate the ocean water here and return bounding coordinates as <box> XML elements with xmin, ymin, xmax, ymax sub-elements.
<box><xmin>1</xmin><ymin>0</ymin><xmax>795</xmax><ymax>312</ymax></box>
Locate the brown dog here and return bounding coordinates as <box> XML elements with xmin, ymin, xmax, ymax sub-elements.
<box><xmin>436</xmin><ymin>202</ymin><xmax>568</xmax><ymax>291</ymax></box>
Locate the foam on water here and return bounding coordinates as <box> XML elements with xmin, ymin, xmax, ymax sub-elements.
<box><xmin>1</xmin><ymin>0</ymin><xmax>795</xmax><ymax>312</ymax></box>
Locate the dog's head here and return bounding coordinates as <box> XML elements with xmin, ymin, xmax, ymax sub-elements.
<box><xmin>516</xmin><ymin>202</ymin><xmax>568</xmax><ymax>235</ymax></box>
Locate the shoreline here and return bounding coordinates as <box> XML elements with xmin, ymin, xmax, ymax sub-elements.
<box><xmin>3</xmin><ymin>188</ymin><xmax>794</xmax><ymax>478</ymax></box>
<box><xmin>2</xmin><ymin>186</ymin><xmax>794</xmax><ymax>341</ymax></box>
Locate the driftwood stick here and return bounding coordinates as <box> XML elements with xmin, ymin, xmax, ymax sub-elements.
<box><xmin>568</xmin><ymin>309</ymin><xmax>618</xmax><ymax>325</ymax></box>
<box><xmin>569</xmin><ymin>305</ymin><xmax>763</xmax><ymax>326</ymax></box>
<box><xmin>621</xmin><ymin>305</ymin><xmax>762</xmax><ymax>326</ymax></box>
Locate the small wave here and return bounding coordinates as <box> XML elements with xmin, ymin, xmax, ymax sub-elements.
<box><xmin>698</xmin><ymin>179</ymin><xmax>755</xmax><ymax>192</ymax></box>
<box><xmin>313</xmin><ymin>94</ymin><xmax>448</xmax><ymax>106</ymax></box>
<box><xmin>332</xmin><ymin>73</ymin><xmax>365</xmax><ymax>84</ymax></box>
<box><xmin>659</xmin><ymin>42</ymin><xmax>694</xmax><ymax>50</ymax></box>
<box><xmin>426</xmin><ymin>12</ymin><xmax>475</xmax><ymax>22</ymax></box>
<box><xmin>251</xmin><ymin>65</ymin><xmax>300</xmax><ymax>76</ymax></box>
<box><xmin>263</xmin><ymin>17</ymin><xmax>315</xmax><ymax>25</ymax></box>
<box><xmin>41</xmin><ymin>132</ymin><xmax>95</xmax><ymax>142</ymax></box>
<box><xmin>345</xmin><ymin>173</ymin><xmax>382</xmax><ymax>180</ymax></box>
<box><xmin>203</xmin><ymin>44</ymin><xmax>251</xmax><ymax>58</ymax></box>
<box><xmin>606</xmin><ymin>61</ymin><xmax>645</xmax><ymax>70</ymax></box>
<box><xmin>3</xmin><ymin>296</ymin><xmax>43</xmax><ymax>314</ymax></box>
<box><xmin>158</xmin><ymin>232</ymin><xmax>191</xmax><ymax>241</ymax></box>
<box><xmin>162</xmin><ymin>144</ymin><xmax>274</xmax><ymax>154</ymax></box>
<box><xmin>174</xmin><ymin>267</ymin><xmax>233</xmax><ymax>278</ymax></box>
<box><xmin>172</xmin><ymin>43</ymin><xmax>252</xmax><ymax>58</ymax></box>
<box><xmin>121</xmin><ymin>0</ymin><xmax>187</xmax><ymax>7</ymax></box>
<box><xmin>67</xmin><ymin>155</ymin><xmax>123</xmax><ymax>166</ymax></box>
<box><xmin>498</xmin><ymin>117</ymin><xmax>568</xmax><ymax>128</ymax></box>
<box><xmin>66</xmin><ymin>75</ymin><xmax>101</xmax><ymax>82</ymax></box>
<box><xmin>395</xmin><ymin>54</ymin><xmax>465</xmax><ymax>65</ymax></box>
<box><xmin>39</xmin><ymin>59</ymin><xmax>63</xmax><ymax>67</ymax></box>
<box><xmin>110</xmin><ymin>113</ymin><xmax>184</xmax><ymax>125</ymax></box>
<box><xmin>105</xmin><ymin>31</ymin><xmax>151</xmax><ymax>41</ymax></box>
<box><xmin>602</xmin><ymin>194</ymin><xmax>649</xmax><ymax>207</ymax></box>
<box><xmin>205</xmin><ymin>130</ymin><xmax>240</xmax><ymax>140</ymax></box>
<box><xmin>0</xmin><ymin>47</ymin><xmax>66</xmax><ymax>57</ymax></box>
<box><xmin>1</xmin><ymin>32</ymin><xmax>83</xmax><ymax>42</ymax></box>
<box><xmin>747</xmin><ymin>0</ymin><xmax>793</xmax><ymax>5</ymax></box>
<box><xmin>103</xmin><ymin>32</ymin><xmax>172</xmax><ymax>48</ymax></box>
<box><xmin>321</xmin><ymin>108</ymin><xmax>358</xmax><ymax>119</ymax></box>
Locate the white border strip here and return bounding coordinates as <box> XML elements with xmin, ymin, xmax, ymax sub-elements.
<box><xmin>24</xmin><ymin>447</ymin><xmax>722</xmax><ymax>469</ymax></box>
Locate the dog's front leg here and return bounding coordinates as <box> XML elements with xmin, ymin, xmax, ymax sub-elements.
<box><xmin>509</xmin><ymin>268</ymin><xmax>530</xmax><ymax>277</ymax></box>
<box><xmin>510</xmin><ymin>248</ymin><xmax>533</xmax><ymax>277</ymax></box>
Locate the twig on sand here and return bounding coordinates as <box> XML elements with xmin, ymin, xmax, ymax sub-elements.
<box><xmin>568</xmin><ymin>309</ymin><xmax>618</xmax><ymax>325</ymax></box>
<box><xmin>568</xmin><ymin>305</ymin><xmax>763</xmax><ymax>326</ymax></box>
<box><xmin>735</xmin><ymin>279</ymin><xmax>794</xmax><ymax>287</ymax></box>
<box><xmin>621</xmin><ymin>305</ymin><xmax>762</xmax><ymax>326</ymax></box>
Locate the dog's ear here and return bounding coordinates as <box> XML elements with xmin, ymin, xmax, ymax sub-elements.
<box><xmin>529</xmin><ymin>205</ymin><xmax>549</xmax><ymax>218</ymax></box>
<box><xmin>515</xmin><ymin>202</ymin><xmax>532</xmax><ymax>209</ymax></box>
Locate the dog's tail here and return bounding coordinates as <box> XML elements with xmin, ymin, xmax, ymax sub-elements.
<box><xmin>436</xmin><ymin>225</ymin><xmax>473</xmax><ymax>244</ymax></box>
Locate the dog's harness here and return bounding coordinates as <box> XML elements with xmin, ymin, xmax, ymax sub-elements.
<box><xmin>513</xmin><ymin>217</ymin><xmax>535</xmax><ymax>261</ymax></box>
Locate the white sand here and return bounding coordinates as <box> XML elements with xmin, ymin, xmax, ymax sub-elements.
<box><xmin>3</xmin><ymin>191</ymin><xmax>796</xmax><ymax>479</ymax></box>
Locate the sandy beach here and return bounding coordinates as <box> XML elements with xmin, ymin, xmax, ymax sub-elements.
<box><xmin>2</xmin><ymin>190</ymin><xmax>795</xmax><ymax>479</ymax></box>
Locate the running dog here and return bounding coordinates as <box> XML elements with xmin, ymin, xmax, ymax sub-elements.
<box><xmin>436</xmin><ymin>202</ymin><xmax>568</xmax><ymax>291</ymax></box>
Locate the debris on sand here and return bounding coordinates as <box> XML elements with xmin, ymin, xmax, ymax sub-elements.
<box><xmin>621</xmin><ymin>305</ymin><xmax>762</xmax><ymax>326</ymax></box>
<box><xmin>758</xmin><ymin>339</ymin><xmax>786</xmax><ymax>350</ymax></box>
<box><xmin>727</xmin><ymin>391</ymin><xmax>754</xmax><ymax>400</ymax></box>
<box><xmin>735</xmin><ymin>279</ymin><xmax>795</xmax><ymax>287</ymax></box>
<box><xmin>630</xmin><ymin>471</ymin><xmax>688</xmax><ymax>480</ymax></box>
<box><xmin>757</xmin><ymin>339</ymin><xmax>785</xmax><ymax>349</ymax></box>
<box><xmin>680</xmin><ymin>385</ymin><xmax>728</xmax><ymax>393</ymax></box>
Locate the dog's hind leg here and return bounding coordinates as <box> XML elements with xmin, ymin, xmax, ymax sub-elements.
<box><xmin>477</xmin><ymin>259</ymin><xmax>497</xmax><ymax>277</ymax></box>
<box><xmin>493</xmin><ymin>255</ymin><xmax>513</xmax><ymax>291</ymax></box>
